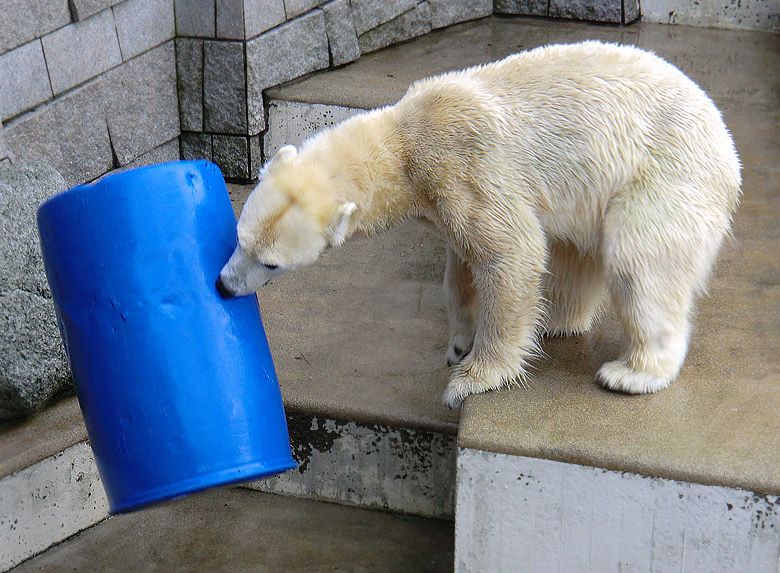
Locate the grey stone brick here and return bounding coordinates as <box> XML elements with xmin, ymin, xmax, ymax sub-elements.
<box><xmin>322</xmin><ymin>0</ymin><xmax>360</xmax><ymax>67</ymax></box>
<box><xmin>284</xmin><ymin>0</ymin><xmax>327</xmax><ymax>19</ymax></box>
<box><xmin>549</xmin><ymin>0</ymin><xmax>621</xmax><ymax>22</ymax></box>
<box><xmin>0</xmin><ymin>124</ymin><xmax>7</xmax><ymax>161</ymax></box>
<box><xmin>0</xmin><ymin>40</ymin><xmax>53</xmax><ymax>122</ymax></box>
<box><xmin>102</xmin><ymin>42</ymin><xmax>180</xmax><ymax>166</ymax></box>
<box><xmin>114</xmin><ymin>0</ymin><xmax>175</xmax><ymax>60</ymax></box>
<box><xmin>176</xmin><ymin>38</ymin><xmax>204</xmax><ymax>132</ymax></box>
<box><xmin>244</xmin><ymin>0</ymin><xmax>286</xmax><ymax>39</ymax></box>
<box><xmin>494</xmin><ymin>0</ymin><xmax>548</xmax><ymax>16</ymax></box>
<box><xmin>181</xmin><ymin>132</ymin><xmax>213</xmax><ymax>161</ymax></box>
<box><xmin>358</xmin><ymin>2</ymin><xmax>432</xmax><ymax>55</ymax></box>
<box><xmin>249</xmin><ymin>134</ymin><xmax>262</xmax><ymax>179</ymax></box>
<box><xmin>0</xmin><ymin>163</ymin><xmax>72</xmax><ymax>422</ymax></box>
<box><xmin>625</xmin><ymin>0</ymin><xmax>640</xmax><ymax>23</ymax></box>
<box><xmin>216</xmin><ymin>0</ymin><xmax>244</xmax><ymax>39</ymax></box>
<box><xmin>0</xmin><ymin>0</ymin><xmax>70</xmax><ymax>56</ymax></box>
<box><xmin>175</xmin><ymin>0</ymin><xmax>216</xmax><ymax>37</ymax></box>
<box><xmin>118</xmin><ymin>137</ymin><xmax>180</xmax><ymax>170</ymax></box>
<box><xmin>429</xmin><ymin>0</ymin><xmax>492</xmax><ymax>29</ymax></box>
<box><xmin>70</xmin><ymin>0</ymin><xmax>123</xmax><ymax>20</ymax></box>
<box><xmin>203</xmin><ymin>40</ymin><xmax>247</xmax><ymax>133</ymax></box>
<box><xmin>351</xmin><ymin>0</ymin><xmax>417</xmax><ymax>35</ymax></box>
<box><xmin>246</xmin><ymin>10</ymin><xmax>329</xmax><ymax>134</ymax></box>
<box><xmin>213</xmin><ymin>134</ymin><xmax>249</xmax><ymax>180</ymax></box>
<box><xmin>41</xmin><ymin>10</ymin><xmax>123</xmax><ymax>95</ymax></box>
<box><xmin>4</xmin><ymin>82</ymin><xmax>114</xmax><ymax>185</ymax></box>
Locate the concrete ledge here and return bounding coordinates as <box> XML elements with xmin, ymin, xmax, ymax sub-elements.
<box><xmin>456</xmin><ymin>448</ymin><xmax>780</xmax><ymax>572</ymax></box>
<box><xmin>248</xmin><ymin>411</ymin><xmax>456</xmax><ymax>519</ymax></box>
<box><xmin>0</xmin><ymin>442</ymin><xmax>109</xmax><ymax>571</ymax></box>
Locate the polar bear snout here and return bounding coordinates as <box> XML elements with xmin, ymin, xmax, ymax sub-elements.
<box><xmin>215</xmin><ymin>276</ymin><xmax>235</xmax><ymax>299</ymax></box>
<box><xmin>216</xmin><ymin>245</ymin><xmax>276</xmax><ymax>298</ymax></box>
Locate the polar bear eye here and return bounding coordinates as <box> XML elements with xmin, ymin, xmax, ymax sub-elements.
<box><xmin>263</xmin><ymin>263</ymin><xmax>278</xmax><ymax>270</ymax></box>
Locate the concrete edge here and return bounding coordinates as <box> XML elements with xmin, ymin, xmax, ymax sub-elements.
<box><xmin>457</xmin><ymin>396</ymin><xmax>780</xmax><ymax>498</ymax></box>
<box><xmin>246</xmin><ymin>410</ymin><xmax>457</xmax><ymax>520</ymax></box>
<box><xmin>455</xmin><ymin>448</ymin><xmax>780</xmax><ymax>572</ymax></box>
<box><xmin>0</xmin><ymin>441</ymin><xmax>109</xmax><ymax>572</ymax></box>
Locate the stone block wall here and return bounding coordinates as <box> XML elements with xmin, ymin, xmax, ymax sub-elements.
<box><xmin>495</xmin><ymin>0</ymin><xmax>639</xmax><ymax>24</ymax></box>
<box><xmin>0</xmin><ymin>0</ymin><xmax>180</xmax><ymax>186</ymax></box>
<box><xmin>177</xmin><ymin>0</ymin><xmax>492</xmax><ymax>180</ymax></box>
<box><xmin>0</xmin><ymin>0</ymin><xmax>776</xmax><ymax>186</ymax></box>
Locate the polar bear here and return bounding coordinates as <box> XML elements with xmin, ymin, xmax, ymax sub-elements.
<box><xmin>217</xmin><ymin>41</ymin><xmax>741</xmax><ymax>409</ymax></box>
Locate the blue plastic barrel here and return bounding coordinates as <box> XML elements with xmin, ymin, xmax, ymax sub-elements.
<box><xmin>37</xmin><ymin>160</ymin><xmax>296</xmax><ymax>514</ymax></box>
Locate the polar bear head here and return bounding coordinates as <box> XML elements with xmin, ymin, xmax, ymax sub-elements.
<box><xmin>216</xmin><ymin>145</ymin><xmax>357</xmax><ymax>298</ymax></box>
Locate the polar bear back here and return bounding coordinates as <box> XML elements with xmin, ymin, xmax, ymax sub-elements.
<box><xmin>396</xmin><ymin>41</ymin><xmax>741</xmax><ymax>251</ymax></box>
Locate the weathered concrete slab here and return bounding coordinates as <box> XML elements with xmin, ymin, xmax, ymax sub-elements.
<box><xmin>264</xmin><ymin>100</ymin><xmax>363</xmax><ymax>157</ymax></box>
<box><xmin>0</xmin><ymin>441</ymin><xmax>109</xmax><ymax>571</ymax></box>
<box><xmin>14</xmin><ymin>488</ymin><xmax>453</xmax><ymax>572</ymax></box>
<box><xmin>0</xmin><ymin>163</ymin><xmax>71</xmax><ymax>423</ymax></box>
<box><xmin>248</xmin><ymin>411</ymin><xmax>456</xmax><ymax>519</ymax></box>
<box><xmin>456</xmin><ymin>450</ymin><xmax>780</xmax><ymax>572</ymax></box>
<box><xmin>118</xmin><ymin>137</ymin><xmax>180</xmax><ymax>171</ymax></box>
<box><xmin>643</xmin><ymin>0</ymin><xmax>779</xmax><ymax>31</ymax></box>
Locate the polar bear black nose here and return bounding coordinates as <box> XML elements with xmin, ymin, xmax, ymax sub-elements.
<box><xmin>215</xmin><ymin>276</ymin><xmax>234</xmax><ymax>299</ymax></box>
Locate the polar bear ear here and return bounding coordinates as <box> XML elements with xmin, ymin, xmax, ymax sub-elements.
<box><xmin>325</xmin><ymin>202</ymin><xmax>357</xmax><ymax>247</ymax></box>
<box><xmin>267</xmin><ymin>145</ymin><xmax>297</xmax><ymax>172</ymax></box>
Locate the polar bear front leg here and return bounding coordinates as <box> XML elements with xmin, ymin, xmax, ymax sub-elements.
<box><xmin>444</xmin><ymin>246</ymin><xmax>479</xmax><ymax>367</ymax></box>
<box><xmin>442</xmin><ymin>208</ymin><xmax>548</xmax><ymax>409</ymax></box>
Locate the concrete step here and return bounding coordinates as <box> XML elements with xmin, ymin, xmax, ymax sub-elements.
<box><xmin>259</xmin><ymin>15</ymin><xmax>780</xmax><ymax>573</ymax></box>
<box><xmin>12</xmin><ymin>487</ymin><xmax>454</xmax><ymax>572</ymax></box>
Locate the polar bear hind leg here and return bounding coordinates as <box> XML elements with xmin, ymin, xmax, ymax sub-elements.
<box><xmin>597</xmin><ymin>181</ymin><xmax>722</xmax><ymax>394</ymax></box>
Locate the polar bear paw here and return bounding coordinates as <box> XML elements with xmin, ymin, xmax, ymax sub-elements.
<box><xmin>596</xmin><ymin>360</ymin><xmax>672</xmax><ymax>394</ymax></box>
<box><xmin>442</xmin><ymin>368</ymin><xmax>486</xmax><ymax>409</ymax></box>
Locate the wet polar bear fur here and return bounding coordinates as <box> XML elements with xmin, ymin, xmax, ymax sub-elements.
<box><xmin>217</xmin><ymin>41</ymin><xmax>741</xmax><ymax>409</ymax></box>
